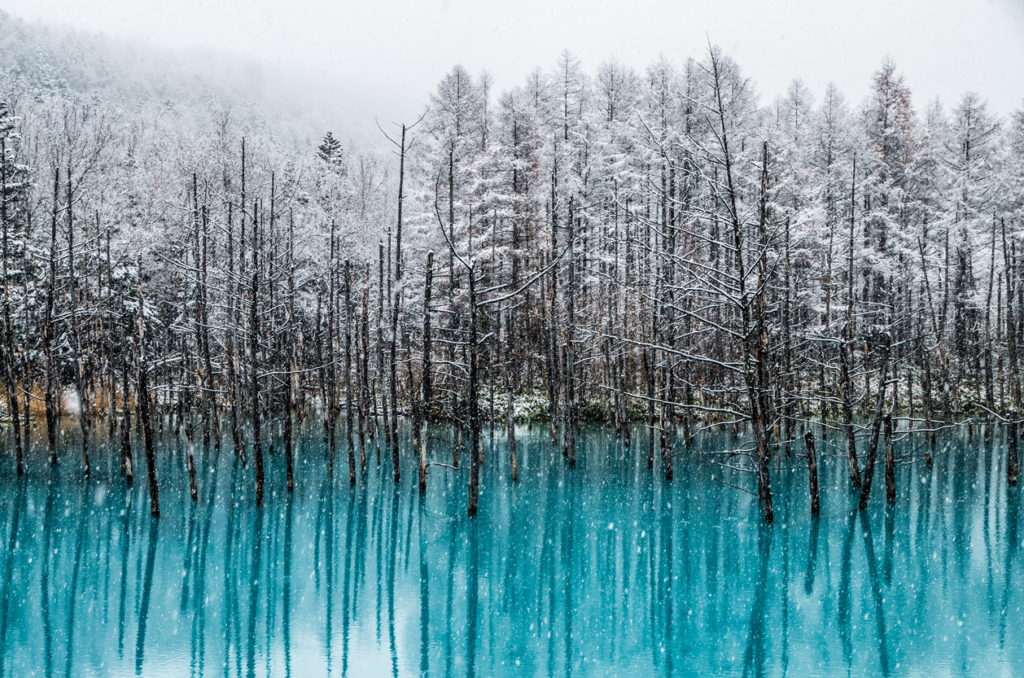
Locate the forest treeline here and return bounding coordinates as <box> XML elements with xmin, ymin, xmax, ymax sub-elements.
<box><xmin>1</xmin><ymin>46</ymin><xmax>1023</xmax><ymax>522</ymax></box>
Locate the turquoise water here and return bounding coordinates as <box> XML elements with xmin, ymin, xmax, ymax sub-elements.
<box><xmin>0</xmin><ymin>423</ymin><xmax>1021</xmax><ymax>677</ymax></box>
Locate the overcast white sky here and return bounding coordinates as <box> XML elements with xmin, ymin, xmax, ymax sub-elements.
<box><xmin>4</xmin><ymin>0</ymin><xmax>1024</xmax><ymax>127</ymax></box>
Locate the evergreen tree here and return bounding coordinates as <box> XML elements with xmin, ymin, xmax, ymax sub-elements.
<box><xmin>318</xmin><ymin>130</ymin><xmax>343</xmax><ymax>166</ymax></box>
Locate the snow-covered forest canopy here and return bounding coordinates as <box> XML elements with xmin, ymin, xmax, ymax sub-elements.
<box><xmin>1</xmin><ymin>9</ymin><xmax>1023</xmax><ymax>523</ymax></box>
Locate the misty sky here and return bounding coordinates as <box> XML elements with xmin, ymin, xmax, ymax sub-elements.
<box><xmin>5</xmin><ymin>0</ymin><xmax>1024</xmax><ymax>128</ymax></box>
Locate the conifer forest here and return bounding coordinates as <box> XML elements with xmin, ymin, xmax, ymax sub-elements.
<box><xmin>0</xmin><ymin>5</ymin><xmax>1023</xmax><ymax>676</ymax></box>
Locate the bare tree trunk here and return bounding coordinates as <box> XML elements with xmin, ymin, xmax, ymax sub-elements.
<box><xmin>0</xmin><ymin>138</ymin><xmax>23</xmax><ymax>475</ymax></box>
<box><xmin>419</xmin><ymin>251</ymin><xmax>433</xmax><ymax>493</ymax></box>
<box><xmin>136</xmin><ymin>279</ymin><xmax>159</xmax><ymax>518</ymax></box>
<box><xmin>120</xmin><ymin>351</ymin><xmax>133</xmax><ymax>484</ymax></box>
<box><xmin>250</xmin><ymin>200</ymin><xmax>264</xmax><ymax>506</ymax></box>
<box><xmin>284</xmin><ymin>210</ymin><xmax>297</xmax><ymax>492</ymax></box>
<box><xmin>563</xmin><ymin>198</ymin><xmax>577</xmax><ymax>467</ymax></box>
<box><xmin>506</xmin><ymin>304</ymin><xmax>518</xmax><ymax>483</ymax></box>
<box><xmin>1002</xmin><ymin>218</ymin><xmax>1021</xmax><ymax>486</ymax></box>
<box><xmin>389</xmin><ymin>290</ymin><xmax>401</xmax><ymax>482</ymax></box>
<box><xmin>1009</xmin><ymin>413</ymin><xmax>1019</xmax><ymax>487</ymax></box>
<box><xmin>376</xmin><ymin>242</ymin><xmax>385</xmax><ymax>467</ymax></box>
<box><xmin>185</xmin><ymin>384</ymin><xmax>198</xmax><ymax>502</ymax></box>
<box><xmin>858</xmin><ymin>336</ymin><xmax>890</xmax><ymax>510</ymax></box>
<box><xmin>985</xmin><ymin>217</ymin><xmax>998</xmax><ymax>417</ymax></box>
<box><xmin>345</xmin><ymin>261</ymin><xmax>356</xmax><ymax>485</ymax></box>
<box><xmin>547</xmin><ymin>170</ymin><xmax>560</xmax><ymax>445</ymax></box>
<box><xmin>644</xmin><ymin>345</ymin><xmax>655</xmax><ymax>471</ymax></box>
<box><xmin>841</xmin><ymin>154</ymin><xmax>861</xmax><ymax>488</ymax></box>
<box><xmin>884</xmin><ymin>414</ymin><xmax>895</xmax><ymax>503</ymax></box>
<box><xmin>326</xmin><ymin>223</ymin><xmax>338</xmax><ymax>477</ymax></box>
<box><xmin>358</xmin><ymin>282</ymin><xmax>370</xmax><ymax>474</ymax></box>
<box><xmin>43</xmin><ymin>168</ymin><xmax>60</xmax><ymax>466</ymax></box>
<box><xmin>713</xmin><ymin>56</ymin><xmax>773</xmax><ymax>522</ymax></box>
<box><xmin>67</xmin><ymin>163</ymin><xmax>91</xmax><ymax>477</ymax></box>
<box><xmin>804</xmin><ymin>430</ymin><xmax>820</xmax><ymax>516</ymax></box>
<box><xmin>199</xmin><ymin>201</ymin><xmax>220</xmax><ymax>450</ymax></box>
<box><xmin>467</xmin><ymin>272</ymin><xmax>481</xmax><ymax>516</ymax></box>
<box><xmin>226</xmin><ymin>202</ymin><xmax>245</xmax><ymax>465</ymax></box>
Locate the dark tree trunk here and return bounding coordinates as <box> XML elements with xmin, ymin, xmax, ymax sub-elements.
<box><xmin>43</xmin><ymin>168</ymin><xmax>60</xmax><ymax>467</ymax></box>
<box><xmin>67</xmin><ymin>165</ymin><xmax>91</xmax><ymax>477</ymax></box>
<box><xmin>345</xmin><ymin>261</ymin><xmax>356</xmax><ymax>485</ymax></box>
<box><xmin>884</xmin><ymin>414</ymin><xmax>895</xmax><ymax>503</ymax></box>
<box><xmin>467</xmin><ymin>272</ymin><xmax>481</xmax><ymax>516</ymax></box>
<box><xmin>841</xmin><ymin>155</ymin><xmax>861</xmax><ymax>488</ymax></box>
<box><xmin>1009</xmin><ymin>414</ymin><xmax>1019</xmax><ymax>488</ymax></box>
<box><xmin>858</xmin><ymin>337</ymin><xmax>891</xmax><ymax>511</ymax></box>
<box><xmin>389</xmin><ymin>291</ymin><xmax>401</xmax><ymax>483</ymax></box>
<box><xmin>136</xmin><ymin>281</ymin><xmax>159</xmax><ymax>518</ymax></box>
<box><xmin>804</xmin><ymin>430</ymin><xmax>820</xmax><ymax>516</ymax></box>
<box><xmin>419</xmin><ymin>251</ymin><xmax>433</xmax><ymax>493</ymax></box>
<box><xmin>0</xmin><ymin>138</ymin><xmax>24</xmax><ymax>475</ymax></box>
<box><xmin>250</xmin><ymin>200</ymin><xmax>264</xmax><ymax>506</ymax></box>
<box><xmin>284</xmin><ymin>211</ymin><xmax>296</xmax><ymax>492</ymax></box>
<box><xmin>120</xmin><ymin>349</ymin><xmax>133</xmax><ymax>484</ymax></box>
<box><xmin>226</xmin><ymin>201</ymin><xmax>245</xmax><ymax>466</ymax></box>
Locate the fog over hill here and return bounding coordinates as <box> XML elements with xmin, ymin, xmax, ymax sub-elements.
<box><xmin>0</xmin><ymin>10</ymin><xmax>377</xmax><ymax>152</ymax></box>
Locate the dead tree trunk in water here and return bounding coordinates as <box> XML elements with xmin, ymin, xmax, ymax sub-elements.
<box><xmin>284</xmin><ymin>211</ymin><xmax>296</xmax><ymax>492</ymax></box>
<box><xmin>326</xmin><ymin>223</ymin><xmax>338</xmax><ymax>477</ymax></box>
<box><xmin>546</xmin><ymin>164</ymin><xmax>561</xmax><ymax>447</ymax></box>
<box><xmin>504</xmin><ymin>304</ymin><xmax>518</xmax><ymax>483</ymax></box>
<box><xmin>250</xmin><ymin>200</ymin><xmax>264</xmax><ymax>507</ymax></box>
<box><xmin>563</xmin><ymin>198</ymin><xmax>577</xmax><ymax>467</ymax></box>
<box><xmin>389</xmin><ymin>291</ymin><xmax>401</xmax><ymax>483</ymax></box>
<box><xmin>467</xmin><ymin>272</ymin><xmax>481</xmax><ymax>516</ymax></box>
<box><xmin>0</xmin><ymin>138</ymin><xmax>24</xmax><ymax>475</ymax></box>
<box><xmin>43</xmin><ymin>168</ymin><xmax>60</xmax><ymax>466</ymax></box>
<box><xmin>984</xmin><ymin>217</ymin><xmax>998</xmax><ymax>418</ymax></box>
<box><xmin>358</xmin><ymin>281</ymin><xmax>370</xmax><ymax>473</ymax></box>
<box><xmin>226</xmin><ymin>201</ymin><xmax>245</xmax><ymax>465</ymax></box>
<box><xmin>196</xmin><ymin>194</ymin><xmax>219</xmax><ymax>450</ymax></box>
<box><xmin>919</xmin><ymin>324</ymin><xmax>936</xmax><ymax>461</ymax></box>
<box><xmin>380</xmin><ymin>118</ymin><xmax>419</xmax><ymax>484</ymax></box>
<box><xmin>120</xmin><ymin>344</ymin><xmax>133</xmax><ymax>484</ymax></box>
<box><xmin>136</xmin><ymin>279</ymin><xmax>159</xmax><ymax>518</ymax></box>
<box><xmin>67</xmin><ymin>164</ymin><xmax>91</xmax><ymax>477</ymax></box>
<box><xmin>185</xmin><ymin>396</ymin><xmax>198</xmax><ymax>502</ymax></box>
<box><xmin>225</xmin><ymin>141</ymin><xmax>247</xmax><ymax>464</ymax></box>
<box><xmin>376</xmin><ymin>242</ymin><xmax>385</xmax><ymax>467</ymax></box>
<box><xmin>345</xmin><ymin>261</ymin><xmax>356</xmax><ymax>485</ymax></box>
<box><xmin>883</xmin><ymin>414</ymin><xmax>895</xmax><ymax>503</ymax></box>
<box><xmin>419</xmin><ymin>251</ymin><xmax>433</xmax><ymax>493</ymax></box>
<box><xmin>711</xmin><ymin>51</ymin><xmax>773</xmax><ymax>522</ymax></box>
<box><xmin>1008</xmin><ymin>413</ymin><xmax>1019</xmax><ymax>487</ymax></box>
<box><xmin>858</xmin><ymin>335</ymin><xmax>891</xmax><ymax>510</ymax></box>
<box><xmin>804</xmin><ymin>430</ymin><xmax>820</xmax><ymax>516</ymax></box>
<box><xmin>841</xmin><ymin>154</ymin><xmax>861</xmax><ymax>489</ymax></box>
<box><xmin>751</xmin><ymin>141</ymin><xmax>774</xmax><ymax>523</ymax></box>
<box><xmin>1001</xmin><ymin>218</ymin><xmax>1021</xmax><ymax>486</ymax></box>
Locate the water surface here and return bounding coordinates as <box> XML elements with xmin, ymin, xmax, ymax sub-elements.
<box><xmin>0</xmin><ymin>423</ymin><xmax>1021</xmax><ymax>677</ymax></box>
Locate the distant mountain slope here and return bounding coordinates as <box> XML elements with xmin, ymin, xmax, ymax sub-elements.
<box><xmin>0</xmin><ymin>10</ymin><xmax>367</xmax><ymax>152</ymax></box>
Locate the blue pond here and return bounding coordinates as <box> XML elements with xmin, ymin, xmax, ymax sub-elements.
<box><xmin>0</xmin><ymin>422</ymin><xmax>1021</xmax><ymax>677</ymax></box>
